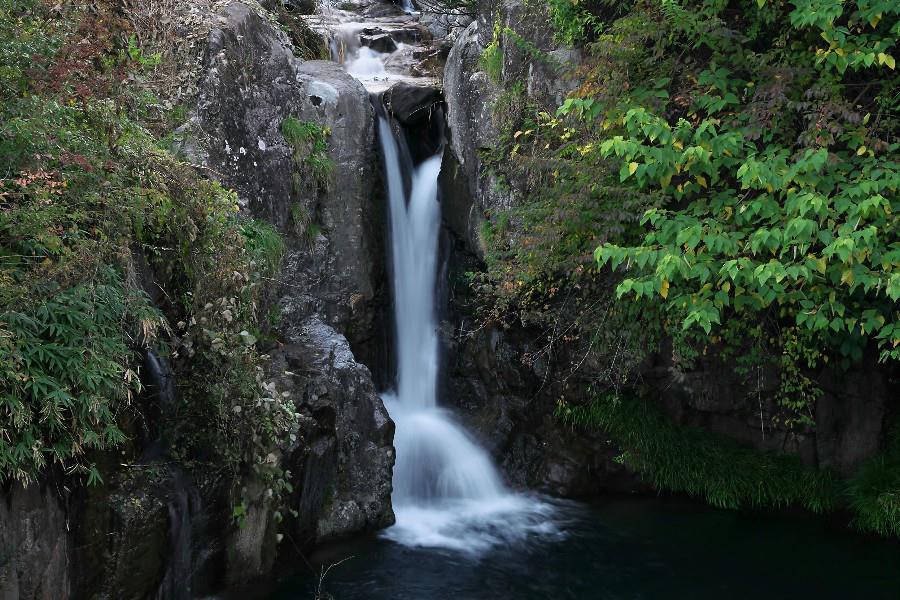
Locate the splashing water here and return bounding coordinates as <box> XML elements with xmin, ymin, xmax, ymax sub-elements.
<box><xmin>378</xmin><ymin>118</ymin><xmax>557</xmax><ymax>553</ymax></box>
<box><xmin>347</xmin><ymin>46</ymin><xmax>388</xmax><ymax>77</ymax></box>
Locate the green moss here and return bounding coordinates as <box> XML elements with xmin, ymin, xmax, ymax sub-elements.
<box><xmin>282</xmin><ymin>117</ymin><xmax>333</xmax><ymax>189</ymax></box>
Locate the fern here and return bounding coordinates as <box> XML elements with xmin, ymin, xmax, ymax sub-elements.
<box><xmin>0</xmin><ymin>268</ymin><xmax>160</xmax><ymax>483</ymax></box>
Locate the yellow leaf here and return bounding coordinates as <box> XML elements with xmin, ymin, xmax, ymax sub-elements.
<box><xmin>870</xmin><ymin>14</ymin><xmax>881</xmax><ymax>28</ymax></box>
<box><xmin>840</xmin><ymin>269</ymin><xmax>854</xmax><ymax>285</ymax></box>
<box><xmin>815</xmin><ymin>257</ymin><xmax>827</xmax><ymax>274</ymax></box>
<box><xmin>628</xmin><ymin>162</ymin><xmax>639</xmax><ymax>175</ymax></box>
<box><xmin>696</xmin><ymin>175</ymin><xmax>708</xmax><ymax>188</ymax></box>
<box><xmin>673</xmin><ymin>140</ymin><xmax>684</xmax><ymax>150</ymax></box>
<box><xmin>857</xmin><ymin>145</ymin><xmax>867</xmax><ymax>155</ymax></box>
<box><xmin>660</xmin><ymin>173</ymin><xmax>673</xmax><ymax>187</ymax></box>
<box><xmin>660</xmin><ymin>279</ymin><xmax>670</xmax><ymax>299</ymax></box>
<box><xmin>886</xmin><ymin>54</ymin><xmax>896</xmax><ymax>70</ymax></box>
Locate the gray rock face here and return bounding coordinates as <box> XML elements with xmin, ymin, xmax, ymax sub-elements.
<box><xmin>652</xmin><ymin>347</ymin><xmax>891</xmax><ymax>474</ymax></box>
<box><xmin>0</xmin><ymin>483</ymin><xmax>70</xmax><ymax>600</ymax></box>
<box><xmin>442</xmin><ymin>3</ymin><xmax>582</xmax><ymax>258</ymax></box>
<box><xmin>181</xmin><ymin>0</ymin><xmax>394</xmax><ymax>570</ymax></box>
<box><xmin>443</xmin><ymin>317</ymin><xmax>644</xmax><ymax>496</ymax></box>
<box><xmin>441</xmin><ymin>20</ymin><xmax>503</xmax><ymax>258</ymax></box>
<box><xmin>267</xmin><ymin>316</ymin><xmax>395</xmax><ymax>544</ymax></box>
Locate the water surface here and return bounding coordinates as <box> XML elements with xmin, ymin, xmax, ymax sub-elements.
<box><xmin>267</xmin><ymin>496</ymin><xmax>900</xmax><ymax>599</ymax></box>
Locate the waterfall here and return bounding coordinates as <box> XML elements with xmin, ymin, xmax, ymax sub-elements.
<box><xmin>378</xmin><ymin>118</ymin><xmax>557</xmax><ymax>552</ymax></box>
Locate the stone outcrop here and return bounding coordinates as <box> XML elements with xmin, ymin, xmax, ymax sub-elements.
<box><xmin>267</xmin><ymin>317</ymin><xmax>394</xmax><ymax>545</ymax></box>
<box><xmin>383</xmin><ymin>82</ymin><xmax>442</xmax><ymax>127</ymax></box>
<box><xmin>181</xmin><ymin>0</ymin><xmax>395</xmax><ymax>567</ymax></box>
<box><xmin>441</xmin><ymin>0</ymin><xmax>582</xmax><ymax>252</ymax></box>
<box><xmin>442</xmin><ymin>19</ymin><xmax>503</xmax><ymax>258</ymax></box>
<box><xmin>184</xmin><ymin>2</ymin><xmax>387</xmax><ymax>349</ymax></box>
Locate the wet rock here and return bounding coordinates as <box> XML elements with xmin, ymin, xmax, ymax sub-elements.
<box><xmin>383</xmin><ymin>81</ymin><xmax>442</xmax><ymax>126</ymax></box>
<box><xmin>360</xmin><ymin>32</ymin><xmax>398</xmax><ymax>53</ymax></box>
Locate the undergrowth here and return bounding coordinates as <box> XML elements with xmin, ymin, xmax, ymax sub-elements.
<box><xmin>558</xmin><ymin>394</ymin><xmax>900</xmax><ymax>537</ymax></box>
<box><xmin>557</xmin><ymin>393</ymin><xmax>839</xmax><ymax>512</ymax></box>
<box><xmin>0</xmin><ymin>0</ymin><xmax>297</xmax><ymax>494</ymax></box>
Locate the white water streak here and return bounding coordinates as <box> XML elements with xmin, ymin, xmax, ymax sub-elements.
<box><xmin>379</xmin><ymin>118</ymin><xmax>557</xmax><ymax>552</ymax></box>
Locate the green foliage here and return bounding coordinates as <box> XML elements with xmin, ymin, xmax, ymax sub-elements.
<box><xmin>242</xmin><ymin>219</ymin><xmax>285</xmax><ymax>275</ymax></box>
<box><xmin>847</xmin><ymin>455</ymin><xmax>900</xmax><ymax>537</ymax></box>
<box><xmin>557</xmin><ymin>393</ymin><xmax>840</xmax><ymax>511</ymax></box>
<box><xmin>847</xmin><ymin>422</ymin><xmax>900</xmax><ymax>537</ymax></box>
<box><xmin>0</xmin><ymin>0</ymin><xmax>295</xmax><ymax>493</ymax></box>
<box><xmin>579</xmin><ymin>0</ymin><xmax>900</xmax><ymax>363</ymax></box>
<box><xmin>0</xmin><ymin>268</ymin><xmax>161</xmax><ymax>483</ymax></box>
<box><xmin>479</xmin><ymin>20</ymin><xmax>504</xmax><ymax>82</ymax></box>
<box><xmin>473</xmin><ymin>0</ymin><xmax>898</xmax><ymax>409</ymax></box>
<box><xmin>473</xmin><ymin>0</ymin><xmax>900</xmax><ymax>538</ymax></box>
<box><xmin>546</xmin><ymin>0</ymin><xmax>603</xmax><ymax>44</ymax></box>
<box><xmin>282</xmin><ymin>117</ymin><xmax>333</xmax><ymax>190</ymax></box>
<box><xmin>559</xmin><ymin>393</ymin><xmax>900</xmax><ymax>537</ymax></box>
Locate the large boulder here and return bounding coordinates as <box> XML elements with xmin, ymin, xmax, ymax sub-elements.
<box><xmin>267</xmin><ymin>317</ymin><xmax>395</xmax><ymax>545</ymax></box>
<box><xmin>383</xmin><ymin>81</ymin><xmax>442</xmax><ymax>127</ymax></box>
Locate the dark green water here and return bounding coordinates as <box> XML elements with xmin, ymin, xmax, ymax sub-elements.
<box><xmin>266</xmin><ymin>496</ymin><xmax>900</xmax><ymax>599</ymax></box>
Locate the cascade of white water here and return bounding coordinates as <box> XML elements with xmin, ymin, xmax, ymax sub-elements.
<box><xmin>379</xmin><ymin>117</ymin><xmax>504</xmax><ymax>501</ymax></box>
<box><xmin>378</xmin><ymin>118</ymin><xmax>556</xmax><ymax>552</ymax></box>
